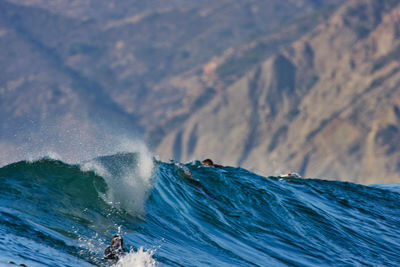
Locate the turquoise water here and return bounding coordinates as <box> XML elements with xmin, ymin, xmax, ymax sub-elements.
<box><xmin>1</xmin><ymin>152</ymin><xmax>400</xmax><ymax>266</ymax></box>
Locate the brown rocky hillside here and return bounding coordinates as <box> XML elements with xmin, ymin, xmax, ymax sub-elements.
<box><xmin>2</xmin><ymin>0</ymin><xmax>400</xmax><ymax>184</ymax></box>
<box><xmin>156</xmin><ymin>0</ymin><xmax>400</xmax><ymax>184</ymax></box>
<box><xmin>0</xmin><ymin>0</ymin><xmax>339</xmax><ymax>163</ymax></box>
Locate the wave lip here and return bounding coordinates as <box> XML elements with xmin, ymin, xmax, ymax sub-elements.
<box><xmin>81</xmin><ymin>152</ymin><xmax>156</xmax><ymax>215</ymax></box>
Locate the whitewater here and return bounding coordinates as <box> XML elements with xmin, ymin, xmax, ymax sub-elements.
<box><xmin>1</xmin><ymin>151</ymin><xmax>400</xmax><ymax>266</ymax></box>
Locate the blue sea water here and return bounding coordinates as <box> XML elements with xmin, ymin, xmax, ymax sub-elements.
<box><xmin>1</xmin><ymin>152</ymin><xmax>400</xmax><ymax>266</ymax></box>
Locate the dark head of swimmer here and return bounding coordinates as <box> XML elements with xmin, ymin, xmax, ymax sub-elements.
<box><xmin>202</xmin><ymin>159</ymin><xmax>214</xmax><ymax>166</ymax></box>
<box><xmin>202</xmin><ymin>159</ymin><xmax>223</xmax><ymax>168</ymax></box>
<box><xmin>104</xmin><ymin>235</ymin><xmax>127</xmax><ymax>261</ymax></box>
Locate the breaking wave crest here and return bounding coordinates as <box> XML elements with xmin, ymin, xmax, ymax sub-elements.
<box><xmin>1</xmin><ymin>152</ymin><xmax>400</xmax><ymax>266</ymax></box>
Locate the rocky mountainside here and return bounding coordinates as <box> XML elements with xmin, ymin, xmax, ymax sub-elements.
<box><xmin>157</xmin><ymin>0</ymin><xmax>400</xmax><ymax>184</ymax></box>
<box><xmin>0</xmin><ymin>0</ymin><xmax>338</xmax><ymax>162</ymax></box>
<box><xmin>2</xmin><ymin>0</ymin><xmax>400</xmax><ymax>184</ymax></box>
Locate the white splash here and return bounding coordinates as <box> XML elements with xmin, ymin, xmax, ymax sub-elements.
<box><xmin>112</xmin><ymin>247</ymin><xmax>157</xmax><ymax>267</ymax></box>
<box><xmin>81</xmin><ymin>160</ymin><xmax>109</xmax><ymax>177</ymax></box>
<box><xmin>81</xmin><ymin>139</ymin><xmax>155</xmax><ymax>215</ymax></box>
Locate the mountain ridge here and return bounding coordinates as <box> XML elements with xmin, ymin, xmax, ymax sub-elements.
<box><xmin>156</xmin><ymin>0</ymin><xmax>400</xmax><ymax>183</ymax></box>
<box><xmin>2</xmin><ymin>0</ymin><xmax>400</xmax><ymax>183</ymax></box>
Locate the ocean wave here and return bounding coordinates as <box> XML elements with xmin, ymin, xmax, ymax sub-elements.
<box><xmin>81</xmin><ymin>152</ymin><xmax>155</xmax><ymax>215</ymax></box>
<box><xmin>1</xmin><ymin>153</ymin><xmax>400</xmax><ymax>266</ymax></box>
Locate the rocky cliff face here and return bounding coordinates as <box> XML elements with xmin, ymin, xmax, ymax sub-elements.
<box><xmin>0</xmin><ymin>0</ymin><xmax>338</xmax><ymax>162</ymax></box>
<box><xmin>2</xmin><ymin>0</ymin><xmax>400</xmax><ymax>183</ymax></box>
<box><xmin>156</xmin><ymin>0</ymin><xmax>400</xmax><ymax>184</ymax></box>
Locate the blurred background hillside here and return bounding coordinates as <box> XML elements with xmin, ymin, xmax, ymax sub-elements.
<box><xmin>1</xmin><ymin>0</ymin><xmax>400</xmax><ymax>183</ymax></box>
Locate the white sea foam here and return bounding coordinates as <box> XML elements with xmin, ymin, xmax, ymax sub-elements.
<box><xmin>81</xmin><ymin>139</ymin><xmax>155</xmax><ymax>215</ymax></box>
<box><xmin>81</xmin><ymin>160</ymin><xmax>109</xmax><ymax>178</ymax></box>
<box><xmin>112</xmin><ymin>247</ymin><xmax>157</xmax><ymax>267</ymax></box>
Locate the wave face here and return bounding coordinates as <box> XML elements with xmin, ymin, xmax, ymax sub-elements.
<box><xmin>1</xmin><ymin>153</ymin><xmax>400</xmax><ymax>266</ymax></box>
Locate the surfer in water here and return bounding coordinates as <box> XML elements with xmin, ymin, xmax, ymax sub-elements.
<box><xmin>104</xmin><ymin>235</ymin><xmax>127</xmax><ymax>261</ymax></box>
<box><xmin>201</xmin><ymin>159</ymin><xmax>223</xmax><ymax>168</ymax></box>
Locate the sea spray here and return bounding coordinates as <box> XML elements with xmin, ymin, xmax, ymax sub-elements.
<box><xmin>81</xmin><ymin>151</ymin><xmax>155</xmax><ymax>215</ymax></box>
<box><xmin>1</xmin><ymin>119</ymin><xmax>148</xmax><ymax>168</ymax></box>
<box><xmin>27</xmin><ymin>151</ymin><xmax>63</xmax><ymax>163</ymax></box>
<box><xmin>112</xmin><ymin>248</ymin><xmax>157</xmax><ymax>267</ymax></box>
<box><xmin>76</xmin><ymin>138</ymin><xmax>156</xmax><ymax>215</ymax></box>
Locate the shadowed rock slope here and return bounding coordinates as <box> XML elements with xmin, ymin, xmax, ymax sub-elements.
<box><xmin>0</xmin><ymin>0</ymin><xmax>338</xmax><ymax>162</ymax></box>
<box><xmin>3</xmin><ymin>0</ymin><xmax>400</xmax><ymax>183</ymax></box>
<box><xmin>157</xmin><ymin>0</ymin><xmax>400</xmax><ymax>184</ymax></box>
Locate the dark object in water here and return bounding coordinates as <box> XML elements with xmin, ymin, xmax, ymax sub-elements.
<box><xmin>104</xmin><ymin>235</ymin><xmax>127</xmax><ymax>261</ymax></box>
<box><xmin>201</xmin><ymin>159</ymin><xmax>223</xmax><ymax>168</ymax></box>
<box><xmin>8</xmin><ymin>262</ymin><xmax>27</xmax><ymax>266</ymax></box>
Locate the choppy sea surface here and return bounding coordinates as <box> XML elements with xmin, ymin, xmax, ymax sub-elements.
<box><xmin>1</xmin><ymin>152</ymin><xmax>400</xmax><ymax>266</ymax></box>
